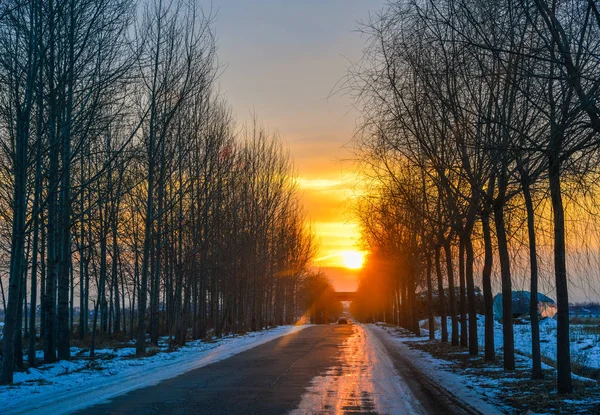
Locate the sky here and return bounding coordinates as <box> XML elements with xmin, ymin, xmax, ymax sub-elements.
<box><xmin>212</xmin><ymin>0</ymin><xmax>383</xmax><ymax>289</ymax></box>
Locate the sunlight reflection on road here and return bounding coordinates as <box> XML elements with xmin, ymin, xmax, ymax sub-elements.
<box><xmin>291</xmin><ymin>324</ymin><xmax>424</xmax><ymax>415</ymax></box>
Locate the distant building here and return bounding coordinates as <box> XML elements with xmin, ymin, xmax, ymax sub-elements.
<box><xmin>493</xmin><ymin>291</ymin><xmax>557</xmax><ymax>321</ymax></box>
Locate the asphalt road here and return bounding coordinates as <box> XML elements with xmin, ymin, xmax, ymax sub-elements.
<box><xmin>79</xmin><ymin>324</ymin><xmax>483</xmax><ymax>415</ymax></box>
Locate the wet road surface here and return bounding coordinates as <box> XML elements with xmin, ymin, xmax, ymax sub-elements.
<box><xmin>79</xmin><ymin>324</ymin><xmax>481</xmax><ymax>414</ymax></box>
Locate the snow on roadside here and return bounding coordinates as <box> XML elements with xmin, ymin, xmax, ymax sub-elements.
<box><xmin>370</xmin><ymin>324</ymin><xmax>506</xmax><ymax>415</ymax></box>
<box><xmin>0</xmin><ymin>325</ymin><xmax>309</xmax><ymax>415</ymax></box>
<box><xmin>397</xmin><ymin>317</ymin><xmax>600</xmax><ymax>413</ymax></box>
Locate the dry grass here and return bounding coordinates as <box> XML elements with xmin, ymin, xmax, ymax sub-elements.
<box><xmin>569</xmin><ymin>316</ymin><xmax>600</xmax><ymax>325</ymax></box>
<box><xmin>69</xmin><ymin>331</ymin><xmax>133</xmax><ymax>352</ymax></box>
<box><xmin>144</xmin><ymin>347</ymin><xmax>160</xmax><ymax>357</ymax></box>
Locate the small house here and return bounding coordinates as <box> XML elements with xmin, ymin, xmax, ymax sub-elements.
<box><xmin>493</xmin><ymin>291</ymin><xmax>557</xmax><ymax>321</ymax></box>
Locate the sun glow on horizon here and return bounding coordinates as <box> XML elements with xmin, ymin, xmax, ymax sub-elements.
<box><xmin>340</xmin><ymin>250</ymin><xmax>365</xmax><ymax>270</ymax></box>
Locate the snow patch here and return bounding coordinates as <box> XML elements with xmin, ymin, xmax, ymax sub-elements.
<box><xmin>371</xmin><ymin>324</ymin><xmax>505</xmax><ymax>415</ymax></box>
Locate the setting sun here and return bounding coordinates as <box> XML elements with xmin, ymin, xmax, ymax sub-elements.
<box><xmin>341</xmin><ymin>250</ymin><xmax>365</xmax><ymax>269</ymax></box>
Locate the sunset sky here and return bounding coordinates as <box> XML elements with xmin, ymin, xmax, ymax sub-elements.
<box><xmin>213</xmin><ymin>0</ymin><xmax>382</xmax><ymax>287</ymax></box>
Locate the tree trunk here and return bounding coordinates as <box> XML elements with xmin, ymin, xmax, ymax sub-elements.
<box><xmin>29</xmin><ymin>204</ymin><xmax>40</xmax><ymax>367</ymax></box>
<box><xmin>57</xmin><ymin>0</ymin><xmax>77</xmax><ymax>362</ymax></box>
<box><xmin>493</xmin><ymin>187</ymin><xmax>515</xmax><ymax>371</ymax></box>
<box><xmin>518</xmin><ymin>167</ymin><xmax>543</xmax><ymax>379</ymax></box>
<box><xmin>549</xmin><ymin>150</ymin><xmax>572</xmax><ymax>393</ymax></box>
<box><xmin>44</xmin><ymin>0</ymin><xmax>59</xmax><ymax>362</ymax></box>
<box><xmin>444</xmin><ymin>240</ymin><xmax>458</xmax><ymax>346</ymax></box>
<box><xmin>2</xmin><ymin>0</ymin><xmax>38</xmax><ymax>383</ymax></box>
<box><xmin>458</xmin><ymin>237</ymin><xmax>467</xmax><ymax>348</ymax></box>
<box><xmin>112</xmin><ymin>224</ymin><xmax>120</xmax><ymax>333</ymax></box>
<box><xmin>435</xmin><ymin>247</ymin><xmax>447</xmax><ymax>343</ymax></box>
<box><xmin>463</xmin><ymin>222</ymin><xmax>478</xmax><ymax>355</ymax></box>
<box><xmin>426</xmin><ymin>255</ymin><xmax>435</xmax><ymax>340</ymax></box>
<box><xmin>481</xmin><ymin>211</ymin><xmax>495</xmax><ymax>362</ymax></box>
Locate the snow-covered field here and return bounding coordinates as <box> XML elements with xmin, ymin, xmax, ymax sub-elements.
<box><xmin>0</xmin><ymin>325</ymin><xmax>308</xmax><ymax>415</ymax></box>
<box><xmin>515</xmin><ymin>318</ymin><xmax>600</xmax><ymax>372</ymax></box>
<box><xmin>422</xmin><ymin>315</ymin><xmax>600</xmax><ymax>372</ymax></box>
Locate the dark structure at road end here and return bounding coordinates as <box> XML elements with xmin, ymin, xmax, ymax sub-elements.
<box><xmin>334</xmin><ymin>292</ymin><xmax>357</xmax><ymax>302</ymax></box>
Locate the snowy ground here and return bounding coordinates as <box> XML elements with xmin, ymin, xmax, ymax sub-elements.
<box><xmin>383</xmin><ymin>315</ymin><xmax>600</xmax><ymax>414</ymax></box>
<box><xmin>422</xmin><ymin>315</ymin><xmax>600</xmax><ymax>372</ymax></box>
<box><xmin>0</xmin><ymin>325</ymin><xmax>308</xmax><ymax>415</ymax></box>
<box><xmin>370</xmin><ymin>324</ymin><xmax>504</xmax><ymax>414</ymax></box>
